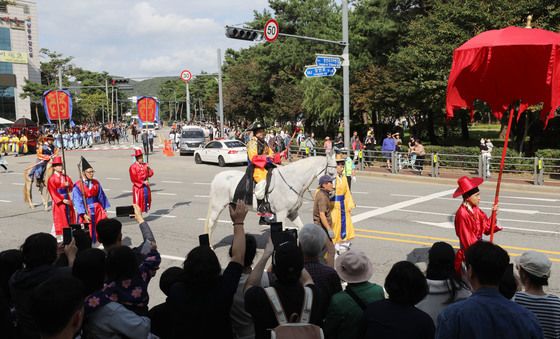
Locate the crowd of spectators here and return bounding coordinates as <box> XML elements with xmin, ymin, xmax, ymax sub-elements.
<box><xmin>0</xmin><ymin>198</ymin><xmax>558</xmax><ymax>339</ymax></box>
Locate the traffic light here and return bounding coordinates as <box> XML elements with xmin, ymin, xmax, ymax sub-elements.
<box><xmin>225</xmin><ymin>26</ymin><xmax>260</xmax><ymax>41</ymax></box>
<box><xmin>111</xmin><ymin>78</ymin><xmax>129</xmax><ymax>86</ymax></box>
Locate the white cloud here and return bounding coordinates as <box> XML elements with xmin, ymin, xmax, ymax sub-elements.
<box><xmin>37</xmin><ymin>0</ymin><xmax>269</xmax><ymax>77</ymax></box>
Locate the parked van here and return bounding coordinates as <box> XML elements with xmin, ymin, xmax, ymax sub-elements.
<box><xmin>180</xmin><ymin>126</ymin><xmax>206</xmax><ymax>155</ymax></box>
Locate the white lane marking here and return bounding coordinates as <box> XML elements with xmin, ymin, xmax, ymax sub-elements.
<box><xmin>500</xmin><ymin>218</ymin><xmax>560</xmax><ymax>226</ymax></box>
<box><xmin>352</xmin><ymin>191</ymin><xmax>369</xmax><ymax>194</ymax></box>
<box><xmin>106</xmin><ymin>177</ymin><xmax>121</xmax><ymax>180</ymax></box>
<box><xmin>0</xmin><ymin>199</ymin><xmax>11</xmax><ymax>203</ymax></box>
<box><xmin>391</xmin><ymin>194</ymin><xmax>559</xmax><ymax>209</ymax></box>
<box><xmin>397</xmin><ymin>208</ymin><xmax>560</xmax><ymax>225</ymax></box>
<box><xmin>353</xmin><ymin>189</ymin><xmax>455</xmax><ymax>224</ymax></box>
<box><xmin>161</xmin><ymin>180</ymin><xmax>183</xmax><ymax>184</ymax></box>
<box><xmin>194</xmin><ymin>195</ymin><xmax>209</xmax><ymax>198</ymax></box>
<box><xmin>121</xmin><ymin>190</ymin><xmax>132</xmax><ymax>193</ymax></box>
<box><xmin>356</xmin><ymin>205</ymin><xmax>381</xmax><ymax>209</ymax></box>
<box><xmin>7</xmin><ymin>172</ymin><xmax>23</xmax><ymax>175</ymax></box>
<box><xmin>413</xmin><ymin>220</ymin><xmax>560</xmax><ymax>235</ymax></box>
<box><xmin>106</xmin><ymin>210</ymin><xmax>176</xmax><ymax>218</ymax></box>
<box><xmin>480</xmin><ymin>207</ymin><xmax>538</xmax><ymax>215</ymax></box>
<box><xmin>414</xmin><ymin>221</ymin><xmax>454</xmax><ymax>229</ymax></box>
<box><xmin>501</xmin><ymin>196</ymin><xmax>558</xmax><ymax>202</ymax></box>
<box><xmin>155</xmin><ymin>192</ymin><xmax>177</xmax><ymax>196</ymax></box>
<box><xmin>11</xmin><ymin>182</ymin><xmax>24</xmax><ymax>186</ymax></box>
<box><xmin>150</xmin><ymin>214</ymin><xmax>176</xmax><ymax>218</ymax></box>
<box><xmin>104</xmin><ymin>188</ymin><xmax>112</xmax><ymax>191</ymax></box>
<box><xmin>193</xmin><ymin>182</ymin><xmax>210</xmax><ymax>185</ymax></box>
<box><xmin>197</xmin><ymin>218</ymin><xmax>230</xmax><ymax>224</ymax></box>
<box><xmin>161</xmin><ymin>254</ymin><xmax>185</xmax><ymax>261</ymax></box>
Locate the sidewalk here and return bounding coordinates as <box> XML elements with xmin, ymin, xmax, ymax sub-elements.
<box><xmin>356</xmin><ymin>164</ymin><xmax>560</xmax><ymax>194</ymax></box>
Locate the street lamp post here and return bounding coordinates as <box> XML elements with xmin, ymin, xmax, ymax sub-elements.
<box><xmin>342</xmin><ymin>0</ymin><xmax>350</xmax><ymax>153</ymax></box>
<box><xmin>217</xmin><ymin>48</ymin><xmax>224</xmax><ymax>137</ymax></box>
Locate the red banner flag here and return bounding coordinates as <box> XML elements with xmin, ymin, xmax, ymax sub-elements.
<box><xmin>43</xmin><ymin>90</ymin><xmax>73</xmax><ymax>121</ymax></box>
<box><xmin>137</xmin><ymin>96</ymin><xmax>158</xmax><ymax>123</ymax></box>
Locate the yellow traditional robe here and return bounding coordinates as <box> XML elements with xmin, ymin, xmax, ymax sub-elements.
<box><xmin>246</xmin><ymin>137</ymin><xmax>275</xmax><ymax>182</ymax></box>
<box><xmin>19</xmin><ymin>135</ymin><xmax>28</xmax><ymax>154</ymax></box>
<box><xmin>331</xmin><ymin>174</ymin><xmax>355</xmax><ymax>243</ymax></box>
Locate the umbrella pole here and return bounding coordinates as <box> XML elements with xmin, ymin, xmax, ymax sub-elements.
<box><xmin>489</xmin><ymin>103</ymin><xmax>516</xmax><ymax>242</ymax></box>
<box><xmin>54</xmin><ymin>91</ymin><xmax>67</xmax><ymax>175</ymax></box>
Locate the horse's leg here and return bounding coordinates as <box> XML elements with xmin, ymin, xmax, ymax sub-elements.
<box><xmin>204</xmin><ymin>194</ymin><xmax>229</xmax><ymax>245</ymax></box>
<box><xmin>23</xmin><ymin>170</ymin><xmax>34</xmax><ymax>209</ymax></box>
<box><xmin>41</xmin><ymin>185</ymin><xmax>50</xmax><ymax>211</ymax></box>
<box><xmin>287</xmin><ymin>213</ymin><xmax>304</xmax><ymax>230</ymax></box>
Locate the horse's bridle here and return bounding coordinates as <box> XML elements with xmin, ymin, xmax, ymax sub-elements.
<box><xmin>277</xmin><ymin>157</ymin><xmax>337</xmax><ymax>202</ymax></box>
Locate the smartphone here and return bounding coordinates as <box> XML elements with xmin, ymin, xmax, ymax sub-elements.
<box><xmin>199</xmin><ymin>234</ymin><xmax>210</xmax><ymax>247</ymax></box>
<box><xmin>270</xmin><ymin>222</ymin><xmax>282</xmax><ymax>248</ymax></box>
<box><xmin>116</xmin><ymin>205</ymin><xmax>135</xmax><ymax>217</ymax></box>
<box><xmin>62</xmin><ymin>227</ymin><xmax>72</xmax><ymax>245</ymax></box>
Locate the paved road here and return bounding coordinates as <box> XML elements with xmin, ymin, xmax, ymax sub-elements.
<box><xmin>1</xmin><ymin>140</ymin><xmax>559</xmax><ymax>306</ymax></box>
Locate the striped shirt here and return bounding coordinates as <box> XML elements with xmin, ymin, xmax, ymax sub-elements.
<box><xmin>514</xmin><ymin>292</ymin><xmax>560</xmax><ymax>339</ymax></box>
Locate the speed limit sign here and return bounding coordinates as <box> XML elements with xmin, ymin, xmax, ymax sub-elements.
<box><xmin>264</xmin><ymin>18</ymin><xmax>279</xmax><ymax>43</ymax></box>
<box><xmin>180</xmin><ymin>69</ymin><xmax>192</xmax><ymax>82</ymax></box>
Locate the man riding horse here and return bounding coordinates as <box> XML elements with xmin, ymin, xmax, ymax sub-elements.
<box><xmin>246</xmin><ymin>121</ymin><xmax>283</xmax><ymax>224</ymax></box>
<box><xmin>28</xmin><ymin>134</ymin><xmax>56</xmax><ymax>187</ymax></box>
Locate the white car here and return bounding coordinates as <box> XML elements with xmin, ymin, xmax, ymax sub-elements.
<box><xmin>194</xmin><ymin>140</ymin><xmax>247</xmax><ymax>167</ymax></box>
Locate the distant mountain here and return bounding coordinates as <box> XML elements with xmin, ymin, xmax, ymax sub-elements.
<box><xmin>130</xmin><ymin>76</ymin><xmax>176</xmax><ymax>97</ymax></box>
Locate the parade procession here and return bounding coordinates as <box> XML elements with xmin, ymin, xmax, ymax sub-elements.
<box><xmin>1</xmin><ymin>1</ymin><xmax>560</xmax><ymax>339</ymax></box>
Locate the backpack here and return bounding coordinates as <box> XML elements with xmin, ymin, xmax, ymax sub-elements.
<box><xmin>264</xmin><ymin>286</ymin><xmax>324</xmax><ymax>339</ymax></box>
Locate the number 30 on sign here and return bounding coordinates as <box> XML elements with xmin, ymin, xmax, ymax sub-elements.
<box><xmin>264</xmin><ymin>18</ymin><xmax>279</xmax><ymax>42</ymax></box>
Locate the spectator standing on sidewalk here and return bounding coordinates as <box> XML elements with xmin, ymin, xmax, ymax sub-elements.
<box><xmin>381</xmin><ymin>132</ymin><xmax>396</xmax><ymax>170</ymax></box>
<box><xmin>364</xmin><ymin>129</ymin><xmax>376</xmax><ymax>167</ymax></box>
<box><xmin>480</xmin><ymin>138</ymin><xmax>493</xmax><ymax>178</ymax></box>
<box><xmin>324</xmin><ymin>136</ymin><xmax>333</xmax><ymax>155</ymax></box>
<box><xmin>411</xmin><ymin>138</ymin><xmax>426</xmax><ymax>174</ymax></box>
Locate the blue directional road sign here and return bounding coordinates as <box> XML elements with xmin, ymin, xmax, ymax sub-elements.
<box><xmin>304</xmin><ymin>66</ymin><xmax>337</xmax><ymax>78</ymax></box>
<box><xmin>315</xmin><ymin>55</ymin><xmax>342</xmax><ymax>68</ymax></box>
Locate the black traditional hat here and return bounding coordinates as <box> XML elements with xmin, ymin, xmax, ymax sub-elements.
<box><xmin>80</xmin><ymin>156</ymin><xmax>93</xmax><ymax>172</ymax></box>
<box><xmin>246</xmin><ymin>121</ymin><xmax>267</xmax><ymax>132</ymax></box>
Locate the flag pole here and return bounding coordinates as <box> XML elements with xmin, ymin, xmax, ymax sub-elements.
<box><xmin>54</xmin><ymin>91</ymin><xmax>67</xmax><ymax>176</ymax></box>
<box><xmin>145</xmin><ymin>98</ymin><xmax>149</xmax><ymax>164</ymax></box>
<box><xmin>489</xmin><ymin>102</ymin><xmax>516</xmax><ymax>242</ymax></box>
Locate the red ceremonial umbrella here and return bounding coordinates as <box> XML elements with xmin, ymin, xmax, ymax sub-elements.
<box><xmin>446</xmin><ymin>25</ymin><xmax>560</xmax><ymax>241</ymax></box>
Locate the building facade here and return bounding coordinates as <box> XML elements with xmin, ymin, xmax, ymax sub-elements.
<box><xmin>0</xmin><ymin>0</ymin><xmax>40</xmax><ymax>121</ymax></box>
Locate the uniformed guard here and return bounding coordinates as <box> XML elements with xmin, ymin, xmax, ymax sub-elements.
<box><xmin>246</xmin><ymin>121</ymin><xmax>283</xmax><ymax>222</ymax></box>
<box><xmin>47</xmin><ymin>156</ymin><xmax>75</xmax><ymax>238</ymax></box>
<box><xmin>72</xmin><ymin>156</ymin><xmax>110</xmax><ymax>244</ymax></box>
<box><xmin>129</xmin><ymin>149</ymin><xmax>154</xmax><ymax>213</ymax></box>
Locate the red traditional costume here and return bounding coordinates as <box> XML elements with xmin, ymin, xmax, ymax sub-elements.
<box><xmin>47</xmin><ymin>157</ymin><xmax>75</xmax><ymax>235</ymax></box>
<box><xmin>72</xmin><ymin>180</ymin><xmax>109</xmax><ymax>244</ymax></box>
<box><xmin>453</xmin><ymin>176</ymin><xmax>502</xmax><ymax>273</ymax></box>
<box><xmin>129</xmin><ymin>149</ymin><xmax>154</xmax><ymax>212</ymax></box>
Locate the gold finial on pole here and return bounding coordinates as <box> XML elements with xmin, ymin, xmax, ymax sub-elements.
<box><xmin>525</xmin><ymin>15</ymin><xmax>533</xmax><ymax>29</ymax></box>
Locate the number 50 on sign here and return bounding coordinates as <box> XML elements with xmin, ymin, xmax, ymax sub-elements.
<box><xmin>264</xmin><ymin>19</ymin><xmax>279</xmax><ymax>42</ymax></box>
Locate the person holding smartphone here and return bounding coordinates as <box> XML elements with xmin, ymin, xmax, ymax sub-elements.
<box><xmin>47</xmin><ymin>156</ymin><xmax>75</xmax><ymax>238</ymax></box>
<box><xmin>129</xmin><ymin>149</ymin><xmax>154</xmax><ymax>213</ymax></box>
<box><xmin>72</xmin><ymin>157</ymin><xmax>110</xmax><ymax>244</ymax></box>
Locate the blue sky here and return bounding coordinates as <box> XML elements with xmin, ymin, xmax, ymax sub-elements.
<box><xmin>37</xmin><ymin>0</ymin><xmax>269</xmax><ymax>78</ymax></box>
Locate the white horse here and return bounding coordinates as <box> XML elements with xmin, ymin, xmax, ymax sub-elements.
<box><xmin>205</xmin><ymin>155</ymin><xmax>338</xmax><ymax>241</ymax></box>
